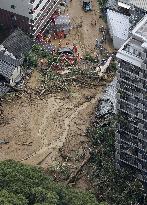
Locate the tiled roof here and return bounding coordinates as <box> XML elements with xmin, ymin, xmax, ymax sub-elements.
<box><xmin>0</xmin><ymin>60</ymin><xmax>16</xmax><ymax>80</ymax></box>
<box><xmin>2</xmin><ymin>29</ymin><xmax>33</xmax><ymax>60</ymax></box>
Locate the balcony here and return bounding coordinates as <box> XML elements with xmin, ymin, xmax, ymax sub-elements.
<box><xmin>119</xmin><ymin>152</ymin><xmax>147</xmax><ymax>173</ymax></box>
<box><xmin>119</xmin><ymin>117</ymin><xmax>147</xmax><ymax>137</ymax></box>
<box><xmin>117</xmin><ymin>129</ymin><xmax>147</xmax><ymax>149</ymax></box>
<box><xmin>117</xmin><ymin>78</ymin><xmax>147</xmax><ymax>101</ymax></box>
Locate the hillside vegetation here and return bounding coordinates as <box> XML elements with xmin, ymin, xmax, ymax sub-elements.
<box><xmin>0</xmin><ymin>160</ymin><xmax>102</xmax><ymax>205</ymax></box>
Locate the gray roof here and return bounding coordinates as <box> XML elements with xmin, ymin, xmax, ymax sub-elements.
<box><xmin>0</xmin><ymin>60</ymin><xmax>16</xmax><ymax>80</ymax></box>
<box><xmin>2</xmin><ymin>29</ymin><xmax>33</xmax><ymax>60</ymax></box>
<box><xmin>0</xmin><ymin>51</ymin><xmax>23</xmax><ymax>67</ymax></box>
<box><xmin>0</xmin><ymin>29</ymin><xmax>32</xmax><ymax>81</ymax></box>
<box><xmin>58</xmin><ymin>47</ymin><xmax>73</xmax><ymax>54</ymax></box>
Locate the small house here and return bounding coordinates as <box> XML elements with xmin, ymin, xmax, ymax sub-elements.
<box><xmin>0</xmin><ymin>29</ymin><xmax>32</xmax><ymax>95</ymax></box>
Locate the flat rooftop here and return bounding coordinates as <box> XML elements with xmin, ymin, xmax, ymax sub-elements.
<box><xmin>118</xmin><ymin>0</ymin><xmax>147</xmax><ymax>11</ymax></box>
<box><xmin>132</xmin><ymin>15</ymin><xmax>147</xmax><ymax>42</ymax></box>
<box><xmin>116</xmin><ymin>37</ymin><xmax>145</xmax><ymax>67</ymax></box>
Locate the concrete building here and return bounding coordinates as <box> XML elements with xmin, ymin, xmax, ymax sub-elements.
<box><xmin>107</xmin><ymin>9</ymin><xmax>130</xmax><ymax>49</ymax></box>
<box><xmin>118</xmin><ymin>0</ymin><xmax>147</xmax><ymax>11</ymax></box>
<box><xmin>0</xmin><ymin>0</ymin><xmax>61</xmax><ymax>37</ymax></box>
<box><xmin>116</xmin><ymin>14</ymin><xmax>147</xmax><ymax>182</ymax></box>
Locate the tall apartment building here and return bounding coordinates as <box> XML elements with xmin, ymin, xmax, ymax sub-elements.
<box><xmin>0</xmin><ymin>0</ymin><xmax>61</xmax><ymax>37</ymax></box>
<box><xmin>116</xmin><ymin>15</ymin><xmax>147</xmax><ymax>182</ymax></box>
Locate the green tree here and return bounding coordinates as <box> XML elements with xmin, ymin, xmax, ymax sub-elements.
<box><xmin>0</xmin><ymin>160</ymin><xmax>99</xmax><ymax>205</ymax></box>
<box><xmin>0</xmin><ymin>190</ymin><xmax>28</xmax><ymax>205</ymax></box>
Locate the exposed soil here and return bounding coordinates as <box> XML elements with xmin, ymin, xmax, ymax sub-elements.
<box><xmin>0</xmin><ymin>85</ymin><xmax>103</xmax><ymax>168</ymax></box>
<box><xmin>0</xmin><ymin>0</ymin><xmax>114</xmax><ymax>190</ymax></box>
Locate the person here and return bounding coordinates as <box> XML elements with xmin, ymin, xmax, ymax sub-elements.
<box><xmin>66</xmin><ymin>42</ymin><xmax>69</xmax><ymax>46</ymax></box>
<box><xmin>73</xmin><ymin>44</ymin><xmax>78</xmax><ymax>54</ymax></box>
<box><xmin>40</xmin><ymin>59</ymin><xmax>44</xmax><ymax>67</ymax></box>
<box><xmin>58</xmin><ymin>40</ymin><xmax>61</xmax><ymax>48</ymax></box>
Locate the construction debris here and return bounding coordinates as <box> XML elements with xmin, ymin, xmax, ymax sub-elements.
<box><xmin>0</xmin><ymin>139</ymin><xmax>9</xmax><ymax>145</ymax></box>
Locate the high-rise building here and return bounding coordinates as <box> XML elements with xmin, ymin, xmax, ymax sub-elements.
<box><xmin>0</xmin><ymin>0</ymin><xmax>61</xmax><ymax>37</ymax></box>
<box><xmin>116</xmin><ymin>14</ymin><xmax>147</xmax><ymax>182</ymax></box>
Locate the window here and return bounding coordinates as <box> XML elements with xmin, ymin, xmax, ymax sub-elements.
<box><xmin>11</xmin><ymin>5</ymin><xmax>16</xmax><ymax>9</ymax></box>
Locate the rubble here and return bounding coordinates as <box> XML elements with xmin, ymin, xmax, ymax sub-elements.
<box><xmin>0</xmin><ymin>139</ymin><xmax>9</xmax><ymax>145</ymax></box>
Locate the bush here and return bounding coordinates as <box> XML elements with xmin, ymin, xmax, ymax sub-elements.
<box><xmin>0</xmin><ymin>160</ymin><xmax>99</xmax><ymax>205</ymax></box>
<box><xmin>24</xmin><ymin>52</ymin><xmax>38</xmax><ymax>68</ymax></box>
<box><xmin>84</xmin><ymin>53</ymin><xmax>97</xmax><ymax>63</ymax></box>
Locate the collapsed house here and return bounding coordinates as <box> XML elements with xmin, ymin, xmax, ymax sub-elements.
<box><xmin>0</xmin><ymin>29</ymin><xmax>32</xmax><ymax>96</ymax></box>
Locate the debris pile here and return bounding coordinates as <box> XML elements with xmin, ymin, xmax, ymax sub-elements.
<box><xmin>24</xmin><ymin>43</ymin><xmax>115</xmax><ymax>95</ymax></box>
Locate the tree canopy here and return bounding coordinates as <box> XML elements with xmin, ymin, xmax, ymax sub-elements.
<box><xmin>0</xmin><ymin>160</ymin><xmax>99</xmax><ymax>205</ymax></box>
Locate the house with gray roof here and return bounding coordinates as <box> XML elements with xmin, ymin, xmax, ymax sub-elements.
<box><xmin>0</xmin><ymin>29</ymin><xmax>32</xmax><ymax>96</ymax></box>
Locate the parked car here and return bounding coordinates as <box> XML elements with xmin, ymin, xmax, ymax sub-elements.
<box><xmin>82</xmin><ymin>0</ymin><xmax>92</xmax><ymax>12</ymax></box>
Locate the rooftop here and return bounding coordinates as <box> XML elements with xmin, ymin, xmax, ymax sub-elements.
<box><xmin>118</xmin><ymin>0</ymin><xmax>147</xmax><ymax>11</ymax></box>
<box><xmin>0</xmin><ymin>60</ymin><xmax>16</xmax><ymax>80</ymax></box>
<box><xmin>132</xmin><ymin>15</ymin><xmax>147</xmax><ymax>42</ymax></box>
<box><xmin>116</xmin><ymin>37</ymin><xmax>145</xmax><ymax>67</ymax></box>
<box><xmin>0</xmin><ymin>29</ymin><xmax>33</xmax><ymax>60</ymax></box>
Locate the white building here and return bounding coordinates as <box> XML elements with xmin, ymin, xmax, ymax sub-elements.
<box><xmin>0</xmin><ymin>0</ymin><xmax>61</xmax><ymax>37</ymax></box>
<box><xmin>116</xmin><ymin>14</ymin><xmax>147</xmax><ymax>182</ymax></box>
<box><xmin>107</xmin><ymin>9</ymin><xmax>130</xmax><ymax>49</ymax></box>
<box><xmin>118</xmin><ymin>0</ymin><xmax>147</xmax><ymax>11</ymax></box>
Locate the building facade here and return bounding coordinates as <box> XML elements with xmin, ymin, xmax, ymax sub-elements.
<box><xmin>116</xmin><ymin>15</ymin><xmax>147</xmax><ymax>182</ymax></box>
<box><xmin>0</xmin><ymin>0</ymin><xmax>61</xmax><ymax>37</ymax></box>
<box><xmin>107</xmin><ymin>9</ymin><xmax>130</xmax><ymax>49</ymax></box>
